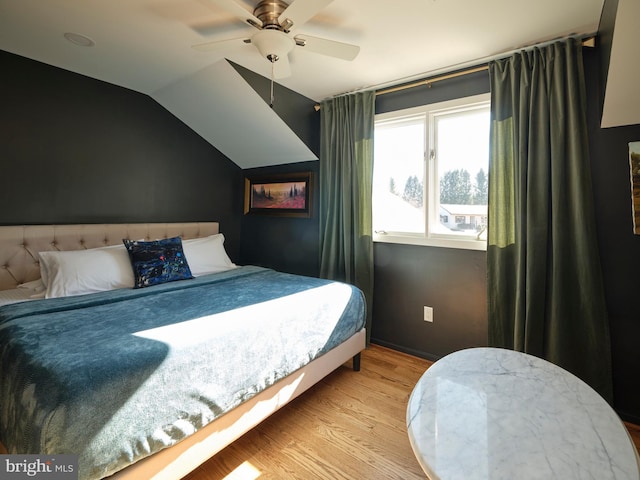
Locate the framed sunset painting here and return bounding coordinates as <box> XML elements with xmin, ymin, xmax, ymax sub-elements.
<box><xmin>244</xmin><ymin>172</ymin><xmax>313</xmax><ymax>217</ymax></box>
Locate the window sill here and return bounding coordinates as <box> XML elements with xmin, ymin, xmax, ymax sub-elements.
<box><xmin>373</xmin><ymin>232</ymin><xmax>487</xmax><ymax>251</ymax></box>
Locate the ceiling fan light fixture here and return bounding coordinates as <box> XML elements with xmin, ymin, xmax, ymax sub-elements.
<box><xmin>251</xmin><ymin>29</ymin><xmax>294</xmax><ymax>61</ymax></box>
<box><xmin>192</xmin><ymin>0</ymin><xmax>359</xmax><ymax>78</ymax></box>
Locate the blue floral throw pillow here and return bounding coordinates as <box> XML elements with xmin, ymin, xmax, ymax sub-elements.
<box><xmin>123</xmin><ymin>236</ymin><xmax>193</xmax><ymax>288</ymax></box>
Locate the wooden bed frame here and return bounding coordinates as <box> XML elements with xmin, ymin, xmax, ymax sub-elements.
<box><xmin>0</xmin><ymin>222</ymin><xmax>366</xmax><ymax>479</ymax></box>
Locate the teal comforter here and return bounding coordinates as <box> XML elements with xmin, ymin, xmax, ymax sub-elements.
<box><xmin>0</xmin><ymin>266</ymin><xmax>365</xmax><ymax>479</ymax></box>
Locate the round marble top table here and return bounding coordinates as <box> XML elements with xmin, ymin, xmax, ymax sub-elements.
<box><xmin>407</xmin><ymin>347</ymin><xmax>640</xmax><ymax>480</ymax></box>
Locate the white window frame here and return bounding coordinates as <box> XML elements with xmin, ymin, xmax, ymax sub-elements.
<box><xmin>373</xmin><ymin>93</ymin><xmax>490</xmax><ymax>251</ymax></box>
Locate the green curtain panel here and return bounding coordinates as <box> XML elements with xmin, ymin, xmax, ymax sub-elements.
<box><xmin>319</xmin><ymin>91</ymin><xmax>375</xmax><ymax>343</ymax></box>
<box><xmin>487</xmin><ymin>39</ymin><xmax>613</xmax><ymax>402</ymax></box>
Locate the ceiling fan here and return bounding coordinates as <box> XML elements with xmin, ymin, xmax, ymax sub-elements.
<box><xmin>192</xmin><ymin>0</ymin><xmax>360</xmax><ymax>79</ymax></box>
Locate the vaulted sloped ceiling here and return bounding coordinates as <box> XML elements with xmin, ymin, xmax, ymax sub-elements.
<box><xmin>600</xmin><ymin>0</ymin><xmax>640</xmax><ymax>128</ymax></box>
<box><xmin>153</xmin><ymin>59</ymin><xmax>317</xmax><ymax>169</ymax></box>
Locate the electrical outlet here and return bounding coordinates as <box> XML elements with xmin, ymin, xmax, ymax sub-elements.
<box><xmin>423</xmin><ymin>306</ymin><xmax>433</xmax><ymax>322</ymax></box>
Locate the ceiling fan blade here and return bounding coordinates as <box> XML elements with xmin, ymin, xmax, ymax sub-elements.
<box><xmin>192</xmin><ymin>36</ymin><xmax>249</xmax><ymax>52</ymax></box>
<box><xmin>294</xmin><ymin>34</ymin><xmax>360</xmax><ymax>61</ymax></box>
<box><xmin>278</xmin><ymin>0</ymin><xmax>334</xmax><ymax>30</ymax></box>
<box><xmin>272</xmin><ymin>57</ymin><xmax>291</xmax><ymax>78</ymax></box>
<box><xmin>205</xmin><ymin>0</ymin><xmax>263</xmax><ymax>28</ymax></box>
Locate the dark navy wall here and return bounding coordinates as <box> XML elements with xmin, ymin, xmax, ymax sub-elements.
<box><xmin>239</xmin><ymin>161</ymin><xmax>320</xmax><ymax>277</ymax></box>
<box><xmin>584</xmin><ymin>45</ymin><xmax>640</xmax><ymax>423</ymax></box>
<box><xmin>370</xmin><ymin>69</ymin><xmax>491</xmax><ymax>362</ymax></box>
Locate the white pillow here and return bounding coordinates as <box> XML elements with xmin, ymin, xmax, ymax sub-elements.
<box><xmin>182</xmin><ymin>234</ymin><xmax>236</xmax><ymax>277</ymax></box>
<box><xmin>38</xmin><ymin>245</ymin><xmax>134</xmax><ymax>298</ymax></box>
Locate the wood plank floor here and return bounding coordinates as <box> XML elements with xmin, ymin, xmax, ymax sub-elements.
<box><xmin>183</xmin><ymin>344</ymin><xmax>640</xmax><ymax>480</ymax></box>
<box><xmin>627</xmin><ymin>421</ymin><xmax>640</xmax><ymax>457</ymax></box>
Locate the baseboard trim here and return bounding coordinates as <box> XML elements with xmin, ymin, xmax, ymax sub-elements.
<box><xmin>369</xmin><ymin>338</ymin><xmax>441</xmax><ymax>363</ymax></box>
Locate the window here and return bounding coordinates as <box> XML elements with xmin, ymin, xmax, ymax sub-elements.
<box><xmin>373</xmin><ymin>93</ymin><xmax>490</xmax><ymax>250</ymax></box>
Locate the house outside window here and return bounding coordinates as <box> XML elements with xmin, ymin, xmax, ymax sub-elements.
<box><xmin>373</xmin><ymin>93</ymin><xmax>490</xmax><ymax>250</ymax></box>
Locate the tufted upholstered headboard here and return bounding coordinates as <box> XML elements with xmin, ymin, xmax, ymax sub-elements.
<box><xmin>0</xmin><ymin>222</ymin><xmax>219</xmax><ymax>291</ymax></box>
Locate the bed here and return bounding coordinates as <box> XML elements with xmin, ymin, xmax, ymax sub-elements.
<box><xmin>0</xmin><ymin>222</ymin><xmax>366</xmax><ymax>480</ymax></box>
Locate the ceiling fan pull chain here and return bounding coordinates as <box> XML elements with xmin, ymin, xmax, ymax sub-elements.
<box><xmin>270</xmin><ymin>58</ymin><xmax>275</xmax><ymax>108</ymax></box>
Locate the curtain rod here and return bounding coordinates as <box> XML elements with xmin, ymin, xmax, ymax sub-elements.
<box><xmin>375</xmin><ymin>64</ymin><xmax>489</xmax><ymax>96</ymax></box>
<box><xmin>313</xmin><ymin>36</ymin><xmax>595</xmax><ymax>111</ymax></box>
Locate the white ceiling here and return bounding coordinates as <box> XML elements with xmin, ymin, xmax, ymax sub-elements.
<box><xmin>601</xmin><ymin>0</ymin><xmax>640</xmax><ymax>128</ymax></box>
<box><xmin>154</xmin><ymin>59</ymin><xmax>317</xmax><ymax>168</ymax></box>
<box><xmin>0</xmin><ymin>0</ymin><xmax>607</xmax><ymax>168</ymax></box>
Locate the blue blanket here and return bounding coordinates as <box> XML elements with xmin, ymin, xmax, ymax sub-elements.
<box><xmin>0</xmin><ymin>266</ymin><xmax>365</xmax><ymax>479</ymax></box>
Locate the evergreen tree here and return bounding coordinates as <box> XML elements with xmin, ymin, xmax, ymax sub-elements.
<box><xmin>402</xmin><ymin>175</ymin><xmax>423</xmax><ymax>207</ymax></box>
<box><xmin>473</xmin><ymin>168</ymin><xmax>488</xmax><ymax>204</ymax></box>
<box><xmin>440</xmin><ymin>169</ymin><xmax>472</xmax><ymax>204</ymax></box>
